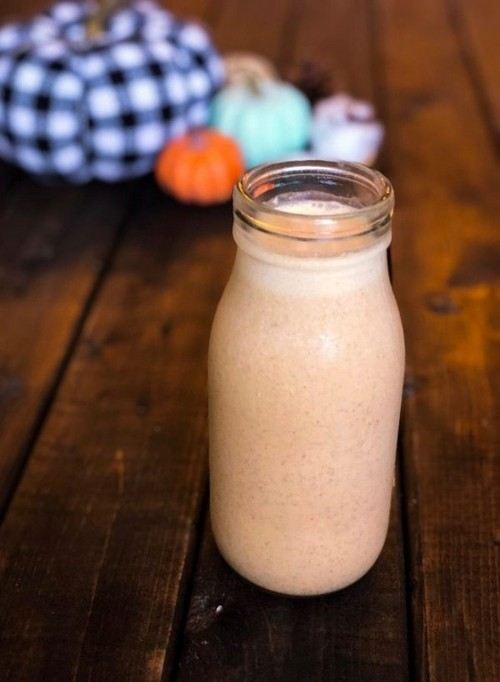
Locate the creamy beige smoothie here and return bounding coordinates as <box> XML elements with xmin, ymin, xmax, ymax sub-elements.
<box><xmin>208</xmin><ymin>162</ymin><xmax>404</xmax><ymax>596</ymax></box>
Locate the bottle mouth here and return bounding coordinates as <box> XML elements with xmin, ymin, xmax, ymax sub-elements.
<box><xmin>234</xmin><ymin>160</ymin><xmax>394</xmax><ymax>243</ymax></box>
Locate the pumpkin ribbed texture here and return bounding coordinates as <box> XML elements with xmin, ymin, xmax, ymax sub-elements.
<box><xmin>155</xmin><ymin>129</ymin><xmax>244</xmax><ymax>205</ymax></box>
<box><xmin>210</xmin><ymin>80</ymin><xmax>311</xmax><ymax>168</ymax></box>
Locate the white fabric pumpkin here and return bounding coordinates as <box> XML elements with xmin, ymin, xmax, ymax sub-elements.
<box><xmin>311</xmin><ymin>93</ymin><xmax>384</xmax><ymax>166</ymax></box>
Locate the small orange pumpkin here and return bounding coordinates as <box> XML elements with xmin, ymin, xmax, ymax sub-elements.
<box><xmin>155</xmin><ymin>128</ymin><xmax>244</xmax><ymax>205</ymax></box>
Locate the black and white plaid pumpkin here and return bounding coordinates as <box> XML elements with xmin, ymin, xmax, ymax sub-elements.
<box><xmin>0</xmin><ymin>0</ymin><xmax>224</xmax><ymax>182</ymax></box>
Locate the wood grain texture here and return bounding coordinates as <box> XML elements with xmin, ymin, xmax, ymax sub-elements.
<box><xmin>175</xmin><ymin>1</ymin><xmax>410</xmax><ymax>680</ymax></box>
<box><xmin>375</xmin><ymin>0</ymin><xmax>500</xmax><ymax>678</ymax></box>
<box><xmin>0</xmin><ymin>186</ymin><xmax>234</xmax><ymax>680</ymax></box>
<box><xmin>0</xmin><ymin>180</ymin><xmax>135</xmax><ymax>512</ymax></box>
<box><xmin>165</xmin><ymin>0</ymin><xmax>214</xmax><ymax>21</ymax></box>
<box><xmin>207</xmin><ymin>0</ymin><xmax>290</xmax><ymax>64</ymax></box>
<box><xmin>282</xmin><ymin>0</ymin><xmax>375</xmax><ymax>99</ymax></box>
<box><xmin>0</xmin><ymin>0</ymin><xmax>212</xmax><ymax>513</ymax></box>
<box><xmin>0</xmin><ymin>0</ymin><xmax>213</xmax><ymax>21</ymax></box>
<box><xmin>177</xmin><ymin>513</ymin><xmax>409</xmax><ymax>682</ymax></box>
<box><xmin>0</xmin><ymin>0</ymin><xmax>47</xmax><ymax>21</ymax></box>
<box><xmin>448</xmin><ymin>0</ymin><xmax>500</xmax><ymax>144</ymax></box>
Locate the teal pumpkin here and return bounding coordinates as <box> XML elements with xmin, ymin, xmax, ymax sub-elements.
<box><xmin>210</xmin><ymin>79</ymin><xmax>311</xmax><ymax>168</ymax></box>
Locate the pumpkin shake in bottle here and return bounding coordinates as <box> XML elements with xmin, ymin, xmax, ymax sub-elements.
<box><xmin>208</xmin><ymin>161</ymin><xmax>405</xmax><ymax>596</ymax></box>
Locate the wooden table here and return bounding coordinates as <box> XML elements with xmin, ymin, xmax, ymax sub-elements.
<box><xmin>0</xmin><ymin>1</ymin><xmax>498</xmax><ymax>679</ymax></box>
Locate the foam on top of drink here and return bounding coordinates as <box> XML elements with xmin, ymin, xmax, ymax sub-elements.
<box><xmin>268</xmin><ymin>198</ymin><xmax>354</xmax><ymax>216</ymax></box>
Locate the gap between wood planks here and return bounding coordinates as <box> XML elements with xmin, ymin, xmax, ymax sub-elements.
<box><xmin>0</xmin><ymin>182</ymin><xmax>143</xmax><ymax>520</ymax></box>
<box><xmin>0</xmin><ymin>177</ymin><xmax>142</xmax><ymax>516</ymax></box>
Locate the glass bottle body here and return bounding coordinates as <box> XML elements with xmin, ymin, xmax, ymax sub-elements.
<box><xmin>208</xmin><ymin>162</ymin><xmax>404</xmax><ymax>595</ymax></box>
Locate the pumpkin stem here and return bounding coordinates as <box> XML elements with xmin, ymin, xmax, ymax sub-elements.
<box><xmin>246</xmin><ymin>73</ymin><xmax>263</xmax><ymax>96</ymax></box>
<box><xmin>189</xmin><ymin>127</ymin><xmax>207</xmax><ymax>150</ymax></box>
<box><xmin>86</xmin><ymin>0</ymin><xmax>126</xmax><ymax>40</ymax></box>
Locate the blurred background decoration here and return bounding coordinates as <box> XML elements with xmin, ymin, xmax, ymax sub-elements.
<box><xmin>210</xmin><ymin>76</ymin><xmax>311</xmax><ymax>168</ymax></box>
<box><xmin>155</xmin><ymin>127</ymin><xmax>244</xmax><ymax>204</ymax></box>
<box><xmin>310</xmin><ymin>94</ymin><xmax>384</xmax><ymax>166</ymax></box>
<box><xmin>0</xmin><ymin>0</ymin><xmax>384</xmax><ymax>201</ymax></box>
<box><xmin>0</xmin><ymin>0</ymin><xmax>224</xmax><ymax>182</ymax></box>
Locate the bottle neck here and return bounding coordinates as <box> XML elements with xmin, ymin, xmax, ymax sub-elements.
<box><xmin>233</xmin><ymin>219</ymin><xmax>392</xmax><ymax>271</ymax></box>
<box><xmin>232</xmin><ymin>221</ymin><xmax>391</xmax><ymax>298</ymax></box>
<box><xmin>233</xmin><ymin>161</ymin><xmax>394</xmax><ymax>256</ymax></box>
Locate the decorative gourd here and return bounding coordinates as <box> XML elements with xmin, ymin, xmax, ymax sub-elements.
<box><xmin>155</xmin><ymin>128</ymin><xmax>244</xmax><ymax>205</ymax></box>
<box><xmin>210</xmin><ymin>79</ymin><xmax>311</xmax><ymax>168</ymax></box>
<box><xmin>311</xmin><ymin>94</ymin><xmax>384</xmax><ymax>165</ymax></box>
<box><xmin>0</xmin><ymin>0</ymin><xmax>224</xmax><ymax>183</ymax></box>
<box><xmin>223</xmin><ymin>52</ymin><xmax>277</xmax><ymax>86</ymax></box>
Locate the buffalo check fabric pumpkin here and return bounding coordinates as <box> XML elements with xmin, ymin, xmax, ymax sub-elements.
<box><xmin>0</xmin><ymin>0</ymin><xmax>224</xmax><ymax>182</ymax></box>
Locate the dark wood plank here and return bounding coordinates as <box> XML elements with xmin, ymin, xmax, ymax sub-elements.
<box><xmin>208</xmin><ymin>0</ymin><xmax>290</xmax><ymax>62</ymax></box>
<box><xmin>0</xmin><ymin>0</ymin><xmax>46</xmax><ymax>21</ymax></box>
<box><xmin>175</xmin><ymin>1</ymin><xmax>410</xmax><ymax>680</ymax></box>
<box><xmin>0</xmin><ymin>0</ymin><xmax>217</xmax><ymax>24</ymax></box>
<box><xmin>0</xmin><ymin>0</ymin><xmax>210</xmax><ymax>514</ymax></box>
<box><xmin>178</xmin><ymin>518</ymin><xmax>409</xmax><ymax>682</ymax></box>
<box><xmin>0</xmin><ymin>0</ymin><xmax>212</xmax><ymax>21</ymax></box>
<box><xmin>282</xmin><ymin>0</ymin><xmax>375</xmax><ymax>98</ymax></box>
<box><xmin>0</xmin><ymin>162</ymin><xmax>21</xmax><ymax>197</ymax></box>
<box><xmin>0</xmin><ymin>0</ymin><xmax>146</xmax><ymax>512</ymax></box>
<box><xmin>165</xmin><ymin>0</ymin><xmax>213</xmax><ymax>20</ymax></box>
<box><xmin>448</xmin><ymin>0</ymin><xmax>500</xmax><ymax>144</ymax></box>
<box><xmin>0</xmin><ymin>180</ymin><xmax>136</xmax><ymax>511</ymax></box>
<box><xmin>0</xmin><ymin>185</ymin><xmax>234</xmax><ymax>680</ymax></box>
<box><xmin>375</xmin><ymin>0</ymin><xmax>500</xmax><ymax>678</ymax></box>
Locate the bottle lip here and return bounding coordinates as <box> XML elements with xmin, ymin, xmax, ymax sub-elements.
<box><xmin>233</xmin><ymin>160</ymin><xmax>394</xmax><ymax>242</ymax></box>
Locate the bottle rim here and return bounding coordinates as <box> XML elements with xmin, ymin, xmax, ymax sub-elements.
<box><xmin>233</xmin><ymin>160</ymin><xmax>394</xmax><ymax>243</ymax></box>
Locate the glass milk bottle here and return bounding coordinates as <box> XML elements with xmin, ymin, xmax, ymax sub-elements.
<box><xmin>208</xmin><ymin>161</ymin><xmax>404</xmax><ymax>596</ymax></box>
